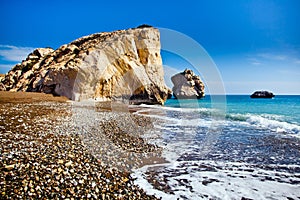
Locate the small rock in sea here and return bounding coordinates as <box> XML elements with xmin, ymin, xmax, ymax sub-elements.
<box><xmin>171</xmin><ymin>68</ymin><xmax>205</xmax><ymax>99</ymax></box>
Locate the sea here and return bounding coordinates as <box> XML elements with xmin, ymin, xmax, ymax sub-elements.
<box><xmin>131</xmin><ymin>95</ymin><xmax>300</xmax><ymax>200</ymax></box>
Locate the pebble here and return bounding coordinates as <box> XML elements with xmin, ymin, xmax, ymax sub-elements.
<box><xmin>0</xmin><ymin>101</ymin><xmax>158</xmax><ymax>199</ymax></box>
<box><xmin>4</xmin><ymin>164</ymin><xmax>15</xmax><ymax>171</ymax></box>
<box><xmin>65</xmin><ymin>161</ymin><xmax>72</xmax><ymax>167</ymax></box>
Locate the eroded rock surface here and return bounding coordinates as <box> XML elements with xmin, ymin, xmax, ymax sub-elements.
<box><xmin>0</xmin><ymin>26</ymin><xmax>171</xmax><ymax>105</ymax></box>
<box><xmin>171</xmin><ymin>69</ymin><xmax>205</xmax><ymax>99</ymax></box>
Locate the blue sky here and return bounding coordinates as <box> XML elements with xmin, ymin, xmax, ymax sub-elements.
<box><xmin>0</xmin><ymin>0</ymin><xmax>299</xmax><ymax>94</ymax></box>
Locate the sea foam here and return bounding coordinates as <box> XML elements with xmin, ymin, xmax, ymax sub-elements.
<box><xmin>133</xmin><ymin>160</ymin><xmax>300</xmax><ymax>200</ymax></box>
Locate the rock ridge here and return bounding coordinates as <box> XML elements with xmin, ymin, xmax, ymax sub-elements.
<box><xmin>0</xmin><ymin>26</ymin><xmax>171</xmax><ymax>105</ymax></box>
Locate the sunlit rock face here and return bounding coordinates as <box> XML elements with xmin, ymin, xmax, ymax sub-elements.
<box><xmin>0</xmin><ymin>26</ymin><xmax>171</xmax><ymax>105</ymax></box>
<box><xmin>171</xmin><ymin>69</ymin><xmax>205</xmax><ymax>99</ymax></box>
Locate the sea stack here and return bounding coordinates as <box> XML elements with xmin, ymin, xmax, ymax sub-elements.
<box><xmin>171</xmin><ymin>69</ymin><xmax>205</xmax><ymax>99</ymax></box>
<box><xmin>250</xmin><ymin>91</ymin><xmax>275</xmax><ymax>98</ymax></box>
<box><xmin>0</xmin><ymin>26</ymin><xmax>171</xmax><ymax>105</ymax></box>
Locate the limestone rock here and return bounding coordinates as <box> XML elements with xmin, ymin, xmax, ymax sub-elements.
<box><xmin>0</xmin><ymin>26</ymin><xmax>171</xmax><ymax>105</ymax></box>
<box><xmin>171</xmin><ymin>69</ymin><xmax>205</xmax><ymax>99</ymax></box>
<box><xmin>0</xmin><ymin>48</ymin><xmax>54</xmax><ymax>92</ymax></box>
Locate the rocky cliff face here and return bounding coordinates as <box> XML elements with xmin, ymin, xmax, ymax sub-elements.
<box><xmin>171</xmin><ymin>69</ymin><xmax>205</xmax><ymax>99</ymax></box>
<box><xmin>0</xmin><ymin>27</ymin><xmax>171</xmax><ymax>105</ymax></box>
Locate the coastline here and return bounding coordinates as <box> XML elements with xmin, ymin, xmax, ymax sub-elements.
<box><xmin>0</xmin><ymin>91</ymin><xmax>165</xmax><ymax>199</ymax></box>
<box><xmin>2</xmin><ymin>92</ymin><xmax>300</xmax><ymax>199</ymax></box>
<box><xmin>130</xmin><ymin>96</ymin><xmax>300</xmax><ymax>199</ymax></box>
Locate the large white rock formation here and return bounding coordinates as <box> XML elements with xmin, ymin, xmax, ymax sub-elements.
<box><xmin>0</xmin><ymin>26</ymin><xmax>171</xmax><ymax>104</ymax></box>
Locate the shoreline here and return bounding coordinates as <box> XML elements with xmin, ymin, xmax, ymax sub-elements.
<box><xmin>0</xmin><ymin>91</ymin><xmax>166</xmax><ymax>199</ymax></box>
<box><xmin>1</xmin><ymin>91</ymin><xmax>300</xmax><ymax>199</ymax></box>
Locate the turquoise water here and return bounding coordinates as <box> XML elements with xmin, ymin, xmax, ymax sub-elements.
<box><xmin>225</xmin><ymin>95</ymin><xmax>300</xmax><ymax>124</ymax></box>
<box><xmin>165</xmin><ymin>95</ymin><xmax>300</xmax><ymax>132</ymax></box>
<box><xmin>133</xmin><ymin>95</ymin><xmax>300</xmax><ymax>199</ymax></box>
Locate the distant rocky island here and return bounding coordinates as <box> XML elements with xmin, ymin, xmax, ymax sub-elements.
<box><xmin>0</xmin><ymin>26</ymin><xmax>172</xmax><ymax>105</ymax></box>
<box><xmin>250</xmin><ymin>91</ymin><xmax>275</xmax><ymax>98</ymax></box>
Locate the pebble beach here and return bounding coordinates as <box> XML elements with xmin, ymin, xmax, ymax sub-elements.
<box><xmin>0</xmin><ymin>91</ymin><xmax>161</xmax><ymax>199</ymax></box>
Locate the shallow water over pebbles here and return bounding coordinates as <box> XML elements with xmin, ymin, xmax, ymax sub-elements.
<box><xmin>131</xmin><ymin>99</ymin><xmax>300</xmax><ymax>200</ymax></box>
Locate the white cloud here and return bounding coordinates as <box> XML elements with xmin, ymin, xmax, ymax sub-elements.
<box><xmin>294</xmin><ymin>59</ymin><xmax>300</xmax><ymax>65</ymax></box>
<box><xmin>247</xmin><ymin>50</ymin><xmax>300</xmax><ymax>67</ymax></box>
<box><xmin>251</xmin><ymin>61</ymin><xmax>262</xmax><ymax>66</ymax></box>
<box><xmin>258</xmin><ymin>53</ymin><xmax>287</xmax><ymax>61</ymax></box>
<box><xmin>247</xmin><ymin>57</ymin><xmax>263</xmax><ymax>66</ymax></box>
<box><xmin>0</xmin><ymin>45</ymin><xmax>35</xmax><ymax>62</ymax></box>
